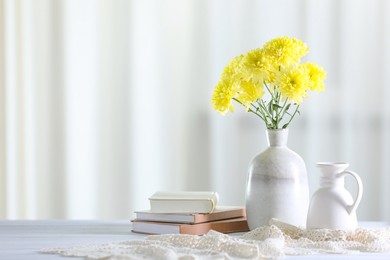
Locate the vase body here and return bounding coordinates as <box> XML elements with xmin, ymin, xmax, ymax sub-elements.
<box><xmin>307</xmin><ymin>162</ymin><xmax>363</xmax><ymax>231</ymax></box>
<box><xmin>245</xmin><ymin>129</ymin><xmax>309</xmax><ymax>230</ymax></box>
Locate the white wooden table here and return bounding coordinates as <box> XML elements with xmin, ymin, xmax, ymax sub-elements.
<box><xmin>0</xmin><ymin>220</ymin><xmax>389</xmax><ymax>259</ymax></box>
<box><xmin>0</xmin><ymin>220</ymin><xmax>144</xmax><ymax>260</ymax></box>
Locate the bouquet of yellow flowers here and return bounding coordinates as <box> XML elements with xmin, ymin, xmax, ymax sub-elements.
<box><xmin>211</xmin><ymin>36</ymin><xmax>326</xmax><ymax>129</ymax></box>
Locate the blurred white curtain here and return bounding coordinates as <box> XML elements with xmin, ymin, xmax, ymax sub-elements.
<box><xmin>0</xmin><ymin>0</ymin><xmax>389</xmax><ymax>221</ymax></box>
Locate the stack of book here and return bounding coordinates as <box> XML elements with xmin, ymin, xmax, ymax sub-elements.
<box><xmin>131</xmin><ymin>191</ymin><xmax>249</xmax><ymax>235</ymax></box>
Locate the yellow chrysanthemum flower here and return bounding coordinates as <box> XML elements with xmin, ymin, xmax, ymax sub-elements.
<box><xmin>241</xmin><ymin>48</ymin><xmax>272</xmax><ymax>83</ymax></box>
<box><xmin>236</xmin><ymin>80</ymin><xmax>264</xmax><ymax>110</ymax></box>
<box><xmin>221</xmin><ymin>55</ymin><xmax>244</xmax><ymax>83</ymax></box>
<box><xmin>277</xmin><ymin>66</ymin><xmax>310</xmax><ymax>104</ymax></box>
<box><xmin>303</xmin><ymin>62</ymin><xmax>326</xmax><ymax>91</ymax></box>
<box><xmin>262</xmin><ymin>36</ymin><xmax>309</xmax><ymax>67</ymax></box>
<box><xmin>211</xmin><ymin>55</ymin><xmax>245</xmax><ymax>115</ymax></box>
<box><xmin>211</xmin><ymin>79</ymin><xmax>237</xmax><ymax>115</ymax></box>
<box><xmin>211</xmin><ymin>36</ymin><xmax>326</xmax><ymax>129</ymax></box>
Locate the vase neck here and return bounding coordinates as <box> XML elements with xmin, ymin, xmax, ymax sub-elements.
<box><xmin>266</xmin><ymin>129</ymin><xmax>288</xmax><ymax>147</ymax></box>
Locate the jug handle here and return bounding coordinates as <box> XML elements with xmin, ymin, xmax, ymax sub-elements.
<box><xmin>337</xmin><ymin>170</ymin><xmax>363</xmax><ymax>215</ymax></box>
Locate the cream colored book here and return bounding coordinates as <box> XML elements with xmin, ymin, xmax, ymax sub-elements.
<box><xmin>148</xmin><ymin>191</ymin><xmax>219</xmax><ymax>213</ymax></box>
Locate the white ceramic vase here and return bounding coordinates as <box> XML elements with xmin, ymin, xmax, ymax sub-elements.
<box><xmin>306</xmin><ymin>162</ymin><xmax>363</xmax><ymax>231</ymax></box>
<box><xmin>245</xmin><ymin>129</ymin><xmax>309</xmax><ymax>230</ymax></box>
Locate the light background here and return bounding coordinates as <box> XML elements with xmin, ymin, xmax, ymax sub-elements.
<box><xmin>0</xmin><ymin>0</ymin><xmax>389</xmax><ymax>221</ymax></box>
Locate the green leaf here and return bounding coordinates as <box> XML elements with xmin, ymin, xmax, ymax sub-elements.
<box><xmin>272</xmin><ymin>104</ymin><xmax>283</xmax><ymax>109</ymax></box>
<box><xmin>284</xmin><ymin>103</ymin><xmax>291</xmax><ymax>111</ymax></box>
<box><xmin>282</xmin><ymin>123</ymin><xmax>289</xmax><ymax>129</ymax></box>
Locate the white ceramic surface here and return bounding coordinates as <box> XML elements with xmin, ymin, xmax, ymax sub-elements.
<box><xmin>245</xmin><ymin>129</ymin><xmax>309</xmax><ymax>230</ymax></box>
<box><xmin>307</xmin><ymin>162</ymin><xmax>363</xmax><ymax>230</ymax></box>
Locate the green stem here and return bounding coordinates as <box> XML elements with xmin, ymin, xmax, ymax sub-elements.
<box><xmin>275</xmin><ymin>98</ymin><xmax>288</xmax><ymax>128</ymax></box>
<box><xmin>273</xmin><ymin>92</ymin><xmax>280</xmax><ymax>128</ymax></box>
<box><xmin>232</xmin><ymin>98</ymin><xmax>266</xmax><ymax>121</ymax></box>
<box><xmin>259</xmin><ymin>100</ymin><xmax>272</xmax><ymax>120</ymax></box>
<box><xmin>283</xmin><ymin>104</ymin><xmax>300</xmax><ymax>129</ymax></box>
<box><xmin>256</xmin><ymin>100</ymin><xmax>271</xmax><ymax>127</ymax></box>
<box><xmin>251</xmin><ymin>103</ymin><xmax>266</xmax><ymax>121</ymax></box>
<box><xmin>277</xmin><ymin>99</ymin><xmax>288</xmax><ymax>118</ymax></box>
<box><xmin>264</xmin><ymin>84</ymin><xmax>275</xmax><ymax>100</ymax></box>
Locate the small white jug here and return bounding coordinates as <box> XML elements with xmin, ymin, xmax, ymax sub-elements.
<box><xmin>307</xmin><ymin>162</ymin><xmax>363</xmax><ymax>230</ymax></box>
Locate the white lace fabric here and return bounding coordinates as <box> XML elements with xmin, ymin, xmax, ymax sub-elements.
<box><xmin>41</xmin><ymin>219</ymin><xmax>390</xmax><ymax>259</ymax></box>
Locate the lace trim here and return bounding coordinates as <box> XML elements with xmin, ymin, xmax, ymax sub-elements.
<box><xmin>41</xmin><ymin>219</ymin><xmax>390</xmax><ymax>259</ymax></box>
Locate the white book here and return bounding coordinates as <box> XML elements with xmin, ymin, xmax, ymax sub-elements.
<box><xmin>148</xmin><ymin>191</ymin><xmax>219</xmax><ymax>213</ymax></box>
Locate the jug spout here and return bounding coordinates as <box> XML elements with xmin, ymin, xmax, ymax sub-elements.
<box><xmin>317</xmin><ymin>162</ymin><xmax>349</xmax><ymax>188</ymax></box>
<box><xmin>317</xmin><ymin>162</ymin><xmax>349</xmax><ymax>173</ymax></box>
